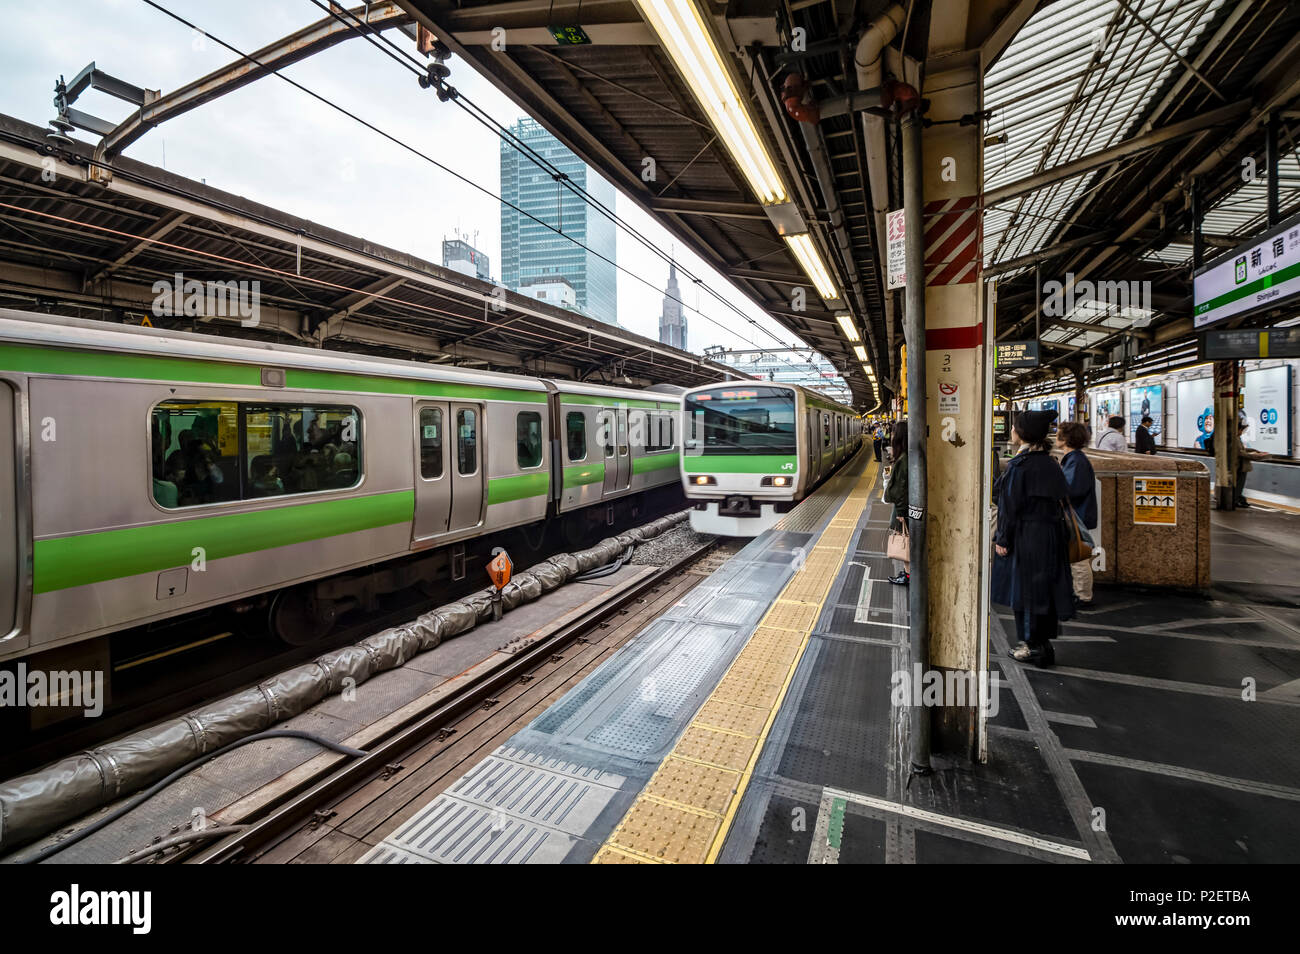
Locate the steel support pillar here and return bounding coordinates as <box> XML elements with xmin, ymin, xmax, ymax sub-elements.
<box><xmin>901</xmin><ymin>110</ymin><xmax>931</xmax><ymax>774</ymax></box>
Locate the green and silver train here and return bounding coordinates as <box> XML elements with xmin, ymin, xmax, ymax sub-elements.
<box><xmin>679</xmin><ymin>381</ymin><xmax>862</xmax><ymax>535</ymax></box>
<box><xmin>0</xmin><ymin>308</ymin><xmax>684</xmax><ymax>661</ymax></box>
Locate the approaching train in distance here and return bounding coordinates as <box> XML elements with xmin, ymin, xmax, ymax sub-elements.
<box><xmin>0</xmin><ymin>308</ymin><xmax>686</xmax><ymax>663</ymax></box>
<box><xmin>680</xmin><ymin>381</ymin><xmax>862</xmax><ymax>535</ymax></box>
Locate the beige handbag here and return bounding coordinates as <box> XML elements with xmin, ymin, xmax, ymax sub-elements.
<box><xmin>887</xmin><ymin>518</ymin><xmax>910</xmax><ymax>563</ymax></box>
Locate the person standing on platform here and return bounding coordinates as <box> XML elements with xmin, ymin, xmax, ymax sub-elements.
<box><xmin>1059</xmin><ymin>422</ymin><xmax>1096</xmax><ymax>609</ymax></box>
<box><xmin>991</xmin><ymin>410</ymin><xmax>1074</xmax><ymax>667</ymax></box>
<box><xmin>1135</xmin><ymin>415</ymin><xmax>1157</xmax><ymax>454</ymax></box>
<box><xmin>885</xmin><ymin>421</ymin><xmax>909</xmax><ymax>586</ymax></box>
<box><xmin>1234</xmin><ymin>420</ymin><xmax>1270</xmax><ymax>508</ymax></box>
<box><xmin>1095</xmin><ymin>415</ymin><xmax>1127</xmax><ymax>452</ymax></box>
<box><xmin>872</xmin><ymin>425</ymin><xmax>883</xmax><ymax>462</ymax></box>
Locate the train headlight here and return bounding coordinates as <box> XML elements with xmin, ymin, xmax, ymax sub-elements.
<box><xmin>773</xmin><ymin>476</ymin><xmax>789</xmax><ymax>487</ymax></box>
<box><xmin>760</xmin><ymin>475</ymin><xmax>792</xmax><ymax>487</ymax></box>
<box><xmin>692</xmin><ymin>475</ymin><xmax>716</xmax><ymax>486</ymax></box>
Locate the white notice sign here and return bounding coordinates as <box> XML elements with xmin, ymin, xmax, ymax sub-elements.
<box><xmin>938</xmin><ymin>380</ymin><xmax>960</xmax><ymax>414</ymax></box>
<box><xmin>887</xmin><ymin>209</ymin><xmax>906</xmax><ymax>290</ymax></box>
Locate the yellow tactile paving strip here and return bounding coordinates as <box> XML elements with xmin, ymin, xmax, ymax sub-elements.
<box><xmin>593</xmin><ymin>458</ymin><xmax>879</xmax><ymax>865</ymax></box>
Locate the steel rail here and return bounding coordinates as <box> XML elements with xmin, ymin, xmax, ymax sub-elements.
<box><xmin>186</xmin><ymin>538</ymin><xmax>721</xmax><ymax>864</ymax></box>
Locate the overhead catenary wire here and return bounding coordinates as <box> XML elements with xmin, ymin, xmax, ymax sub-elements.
<box><xmin>301</xmin><ymin>0</ymin><xmax>832</xmax><ymax>384</ymax></box>
<box><xmin>134</xmin><ymin>0</ymin><xmax>839</xmax><ymax>394</ymax></box>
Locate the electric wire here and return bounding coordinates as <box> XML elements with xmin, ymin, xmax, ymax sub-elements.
<box><xmin>138</xmin><ymin>0</ymin><xmax>842</xmax><ymax>395</ymax></box>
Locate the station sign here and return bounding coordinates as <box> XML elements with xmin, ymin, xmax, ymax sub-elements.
<box><xmin>1133</xmin><ymin>477</ymin><xmax>1176</xmax><ymax>526</ymax></box>
<box><xmin>1199</xmin><ymin>326</ymin><xmax>1300</xmax><ymax>361</ymax></box>
<box><xmin>1193</xmin><ymin>211</ymin><xmax>1300</xmax><ymax>328</ymax></box>
<box><xmin>887</xmin><ymin>209</ymin><xmax>906</xmax><ymax>290</ymax></box>
<box><xmin>550</xmin><ymin>25</ymin><xmax>592</xmax><ymax>44</ymax></box>
<box><xmin>996</xmin><ymin>340</ymin><xmax>1040</xmax><ymax>368</ymax></box>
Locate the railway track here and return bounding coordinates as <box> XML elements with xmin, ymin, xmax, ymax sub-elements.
<box><xmin>1</xmin><ymin>497</ymin><xmax>687</xmax><ymax>781</ymax></box>
<box><xmin>176</xmin><ymin>535</ymin><xmax>738</xmax><ymax>864</ymax></box>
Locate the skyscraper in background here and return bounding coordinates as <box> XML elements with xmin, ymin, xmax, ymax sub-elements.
<box><xmin>500</xmin><ymin>118</ymin><xmax>617</xmax><ymax>325</ymax></box>
<box><xmin>659</xmin><ymin>260</ymin><xmax>687</xmax><ymax>351</ymax></box>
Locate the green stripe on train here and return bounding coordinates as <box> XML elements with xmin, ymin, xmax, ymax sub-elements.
<box><xmin>487</xmin><ymin>471</ymin><xmax>550</xmax><ymax>504</ymax></box>
<box><xmin>33</xmin><ymin>490</ymin><xmax>414</xmax><ymax>594</ymax></box>
<box><xmin>682</xmin><ymin>454</ymin><xmax>797</xmax><ymax>474</ymax></box>
<box><xmin>632</xmin><ymin>452</ymin><xmax>680</xmax><ymax>475</ymax></box>
<box><xmin>0</xmin><ymin>344</ymin><xmax>546</xmax><ymax>403</ymax></box>
<box><xmin>563</xmin><ymin>462</ymin><xmax>605</xmax><ymax>487</ymax></box>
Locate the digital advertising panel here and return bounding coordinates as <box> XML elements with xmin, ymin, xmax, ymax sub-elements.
<box><xmin>1243</xmin><ymin>365</ymin><xmax>1293</xmax><ymax>456</ymax></box>
<box><xmin>1092</xmin><ymin>390</ymin><xmax>1122</xmax><ymax>436</ymax></box>
<box><xmin>1176</xmin><ymin>377</ymin><xmax>1215</xmax><ymax>449</ymax></box>
<box><xmin>1128</xmin><ymin>384</ymin><xmax>1164</xmax><ymax>440</ymax></box>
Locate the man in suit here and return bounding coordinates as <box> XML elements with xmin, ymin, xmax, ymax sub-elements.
<box><xmin>1134</xmin><ymin>415</ymin><xmax>1157</xmax><ymax>455</ymax></box>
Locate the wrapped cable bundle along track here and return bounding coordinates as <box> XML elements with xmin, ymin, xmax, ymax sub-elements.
<box><xmin>0</xmin><ymin>511</ymin><xmax>687</xmax><ymax>853</ymax></box>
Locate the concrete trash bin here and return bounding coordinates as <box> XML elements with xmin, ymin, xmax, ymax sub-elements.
<box><xmin>1072</xmin><ymin>449</ymin><xmax>1211</xmax><ymax>590</ymax></box>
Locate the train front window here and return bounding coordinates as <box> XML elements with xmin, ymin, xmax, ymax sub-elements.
<box><xmin>684</xmin><ymin>387</ymin><xmax>796</xmax><ymax>455</ymax></box>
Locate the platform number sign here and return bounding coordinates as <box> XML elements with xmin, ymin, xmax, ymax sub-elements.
<box><xmin>1133</xmin><ymin>477</ymin><xmax>1176</xmax><ymax>526</ymax></box>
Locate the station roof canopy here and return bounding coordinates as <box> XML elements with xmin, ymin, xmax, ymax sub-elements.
<box><xmin>398</xmin><ymin>0</ymin><xmax>887</xmax><ymax>409</ymax></box>
<box><xmin>982</xmin><ymin>0</ymin><xmax>1300</xmax><ymax>389</ymax></box>
<box><xmin>0</xmin><ymin>113</ymin><xmax>738</xmax><ymax>390</ymax></box>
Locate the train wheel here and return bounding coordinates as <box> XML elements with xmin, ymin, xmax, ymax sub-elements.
<box><xmin>269</xmin><ymin>586</ymin><xmax>338</xmax><ymax>646</ymax></box>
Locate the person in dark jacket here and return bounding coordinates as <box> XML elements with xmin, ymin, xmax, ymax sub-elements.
<box><xmin>884</xmin><ymin>421</ymin><xmax>909</xmax><ymax>585</ymax></box>
<box><xmin>1134</xmin><ymin>415</ymin><xmax>1157</xmax><ymax>454</ymax></box>
<box><xmin>1058</xmin><ymin>421</ymin><xmax>1097</xmax><ymax>608</ymax></box>
<box><xmin>872</xmin><ymin>426</ymin><xmax>883</xmax><ymax>462</ymax></box>
<box><xmin>991</xmin><ymin>409</ymin><xmax>1074</xmax><ymax>667</ymax></box>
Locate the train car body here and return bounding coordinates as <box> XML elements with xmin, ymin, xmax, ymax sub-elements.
<box><xmin>0</xmin><ymin>309</ymin><xmax>683</xmax><ymax>662</ymax></box>
<box><xmin>680</xmin><ymin>381</ymin><xmax>861</xmax><ymax>536</ymax></box>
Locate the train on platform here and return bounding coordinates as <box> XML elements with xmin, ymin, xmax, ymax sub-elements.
<box><xmin>0</xmin><ymin>308</ymin><xmax>687</xmax><ymax>661</ymax></box>
<box><xmin>679</xmin><ymin>381</ymin><xmax>862</xmax><ymax>536</ymax></box>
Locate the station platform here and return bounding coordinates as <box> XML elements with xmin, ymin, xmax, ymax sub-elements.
<box><xmin>358</xmin><ymin>449</ymin><xmax>1300</xmax><ymax>865</ymax></box>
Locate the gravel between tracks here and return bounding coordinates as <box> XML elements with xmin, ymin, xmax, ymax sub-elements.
<box><xmin>627</xmin><ymin>522</ymin><xmax>717</xmax><ymax>566</ymax></box>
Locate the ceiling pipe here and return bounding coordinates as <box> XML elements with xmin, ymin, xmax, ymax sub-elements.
<box><xmin>855</xmin><ymin>3</ymin><xmax>907</xmax><ymax>393</ymax></box>
<box><xmin>781</xmin><ymin>72</ymin><xmax>882</xmax><ymax>404</ymax></box>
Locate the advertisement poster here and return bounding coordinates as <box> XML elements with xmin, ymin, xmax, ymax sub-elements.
<box><xmin>1176</xmin><ymin>377</ymin><xmax>1215</xmax><ymax>449</ymax></box>
<box><xmin>1093</xmin><ymin>390</ymin><xmax>1122</xmax><ymax>436</ymax></box>
<box><xmin>1128</xmin><ymin>384</ymin><xmax>1164</xmax><ymax>440</ymax></box>
<box><xmin>1243</xmin><ymin>366</ymin><xmax>1292</xmax><ymax>456</ymax></box>
<box><xmin>1068</xmin><ymin>396</ymin><xmax>1077</xmax><ymax>422</ymax></box>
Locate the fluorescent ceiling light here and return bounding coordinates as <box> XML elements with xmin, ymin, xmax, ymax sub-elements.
<box><xmin>634</xmin><ymin>0</ymin><xmax>788</xmax><ymax>205</ymax></box>
<box><xmin>836</xmin><ymin>313</ymin><xmax>860</xmax><ymax>342</ymax></box>
<box><xmin>853</xmin><ymin>345</ymin><xmax>867</xmax><ymax>362</ymax></box>
<box><xmin>784</xmin><ymin>233</ymin><xmax>838</xmax><ymax>301</ymax></box>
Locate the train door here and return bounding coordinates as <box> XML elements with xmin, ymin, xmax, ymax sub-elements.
<box><xmin>413</xmin><ymin>402</ymin><xmax>451</xmax><ymax>541</ymax></box>
<box><xmin>602</xmin><ymin>406</ymin><xmax>631</xmax><ymax>494</ymax></box>
<box><xmin>413</xmin><ymin>401</ymin><xmax>484</xmax><ymax>541</ymax></box>
<box><xmin>450</xmin><ymin>403</ymin><xmax>485</xmax><ymax>531</ymax></box>
<box><xmin>0</xmin><ymin>383</ymin><xmax>18</xmax><ymax>642</ymax></box>
<box><xmin>806</xmin><ymin>411</ymin><xmax>819</xmax><ymax>483</ymax></box>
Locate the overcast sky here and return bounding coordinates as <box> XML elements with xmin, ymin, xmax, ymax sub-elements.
<box><xmin>0</xmin><ymin>0</ymin><xmax>825</xmax><ymax>361</ymax></box>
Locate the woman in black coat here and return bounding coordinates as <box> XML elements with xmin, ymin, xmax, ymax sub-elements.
<box><xmin>991</xmin><ymin>410</ymin><xmax>1074</xmax><ymax>667</ymax></box>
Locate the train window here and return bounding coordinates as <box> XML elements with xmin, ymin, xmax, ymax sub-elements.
<box><xmin>837</xmin><ymin>417</ymin><xmax>843</xmax><ymax>442</ymax></box>
<box><xmin>567</xmin><ymin>411</ymin><xmax>586</xmax><ymax>461</ymax></box>
<box><xmin>457</xmin><ymin>408</ymin><xmax>478</xmax><ymax>475</ymax></box>
<box><xmin>642</xmin><ymin>411</ymin><xmax>669</xmax><ymax>453</ymax></box>
<box><xmin>419</xmin><ymin>407</ymin><xmax>443</xmax><ymax>479</ymax></box>
<box><xmin>823</xmin><ymin>414</ymin><xmax>831</xmax><ymax>448</ymax></box>
<box><xmin>601</xmin><ymin>409</ymin><xmax>615</xmax><ymax>457</ymax></box>
<box><xmin>517</xmin><ymin>411</ymin><xmax>543</xmax><ymax>468</ymax></box>
<box><xmin>151</xmin><ymin>400</ymin><xmax>360</xmax><ymax>507</ymax></box>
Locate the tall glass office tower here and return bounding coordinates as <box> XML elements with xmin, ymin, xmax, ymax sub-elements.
<box><xmin>500</xmin><ymin>118</ymin><xmax>618</xmax><ymax>326</ymax></box>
